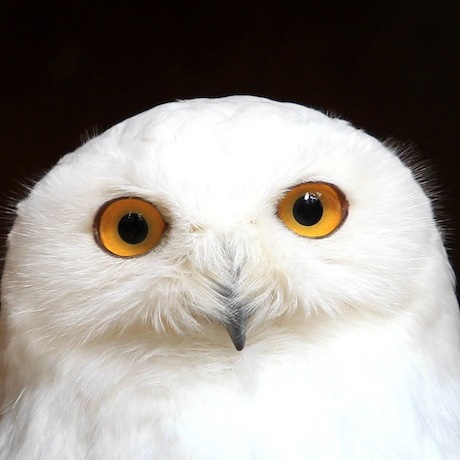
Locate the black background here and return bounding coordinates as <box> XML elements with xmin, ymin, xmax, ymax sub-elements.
<box><xmin>1</xmin><ymin>2</ymin><xmax>459</xmax><ymax>292</ymax></box>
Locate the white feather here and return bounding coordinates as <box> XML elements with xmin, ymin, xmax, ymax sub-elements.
<box><xmin>1</xmin><ymin>96</ymin><xmax>459</xmax><ymax>459</ymax></box>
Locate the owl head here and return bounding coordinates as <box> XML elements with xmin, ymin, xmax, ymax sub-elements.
<box><xmin>1</xmin><ymin>96</ymin><xmax>453</xmax><ymax>354</ymax></box>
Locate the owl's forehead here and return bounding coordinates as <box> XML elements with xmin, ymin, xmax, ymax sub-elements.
<box><xmin>95</xmin><ymin>98</ymin><xmax>367</xmax><ymax>187</ymax></box>
<box><xmin>51</xmin><ymin>98</ymin><xmax>401</xmax><ymax>222</ymax></box>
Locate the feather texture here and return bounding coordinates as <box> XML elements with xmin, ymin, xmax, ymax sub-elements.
<box><xmin>1</xmin><ymin>96</ymin><xmax>459</xmax><ymax>459</ymax></box>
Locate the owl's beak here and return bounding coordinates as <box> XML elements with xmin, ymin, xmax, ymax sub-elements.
<box><xmin>207</xmin><ymin>261</ymin><xmax>247</xmax><ymax>351</ymax></box>
<box><xmin>226</xmin><ymin>314</ymin><xmax>246</xmax><ymax>351</ymax></box>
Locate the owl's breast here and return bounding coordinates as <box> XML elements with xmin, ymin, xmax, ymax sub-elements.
<box><xmin>63</xmin><ymin>328</ymin><xmax>460</xmax><ymax>460</ymax></box>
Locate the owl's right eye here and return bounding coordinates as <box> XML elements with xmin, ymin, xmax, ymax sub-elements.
<box><xmin>94</xmin><ymin>197</ymin><xmax>166</xmax><ymax>257</ymax></box>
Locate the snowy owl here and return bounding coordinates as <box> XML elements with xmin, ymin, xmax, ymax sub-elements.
<box><xmin>1</xmin><ymin>96</ymin><xmax>460</xmax><ymax>459</ymax></box>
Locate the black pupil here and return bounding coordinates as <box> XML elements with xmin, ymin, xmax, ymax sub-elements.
<box><xmin>293</xmin><ymin>193</ymin><xmax>323</xmax><ymax>226</ymax></box>
<box><xmin>118</xmin><ymin>213</ymin><xmax>149</xmax><ymax>244</ymax></box>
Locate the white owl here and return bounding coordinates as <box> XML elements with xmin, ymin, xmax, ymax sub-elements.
<box><xmin>1</xmin><ymin>96</ymin><xmax>460</xmax><ymax>459</ymax></box>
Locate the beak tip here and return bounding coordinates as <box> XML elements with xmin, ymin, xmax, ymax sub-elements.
<box><xmin>226</xmin><ymin>323</ymin><xmax>246</xmax><ymax>351</ymax></box>
<box><xmin>233</xmin><ymin>338</ymin><xmax>245</xmax><ymax>352</ymax></box>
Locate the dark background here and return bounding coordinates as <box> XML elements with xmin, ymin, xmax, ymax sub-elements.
<box><xmin>1</xmin><ymin>2</ymin><xmax>459</xmax><ymax>289</ymax></box>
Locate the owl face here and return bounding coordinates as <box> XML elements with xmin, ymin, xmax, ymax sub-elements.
<box><xmin>2</xmin><ymin>96</ymin><xmax>439</xmax><ymax>351</ymax></box>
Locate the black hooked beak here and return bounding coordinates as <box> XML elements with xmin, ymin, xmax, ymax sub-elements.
<box><xmin>225</xmin><ymin>307</ymin><xmax>247</xmax><ymax>351</ymax></box>
<box><xmin>216</xmin><ymin>281</ymin><xmax>247</xmax><ymax>351</ymax></box>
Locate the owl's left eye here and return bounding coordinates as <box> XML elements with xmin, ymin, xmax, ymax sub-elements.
<box><xmin>94</xmin><ymin>197</ymin><xmax>166</xmax><ymax>257</ymax></box>
<box><xmin>277</xmin><ymin>182</ymin><xmax>348</xmax><ymax>238</ymax></box>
